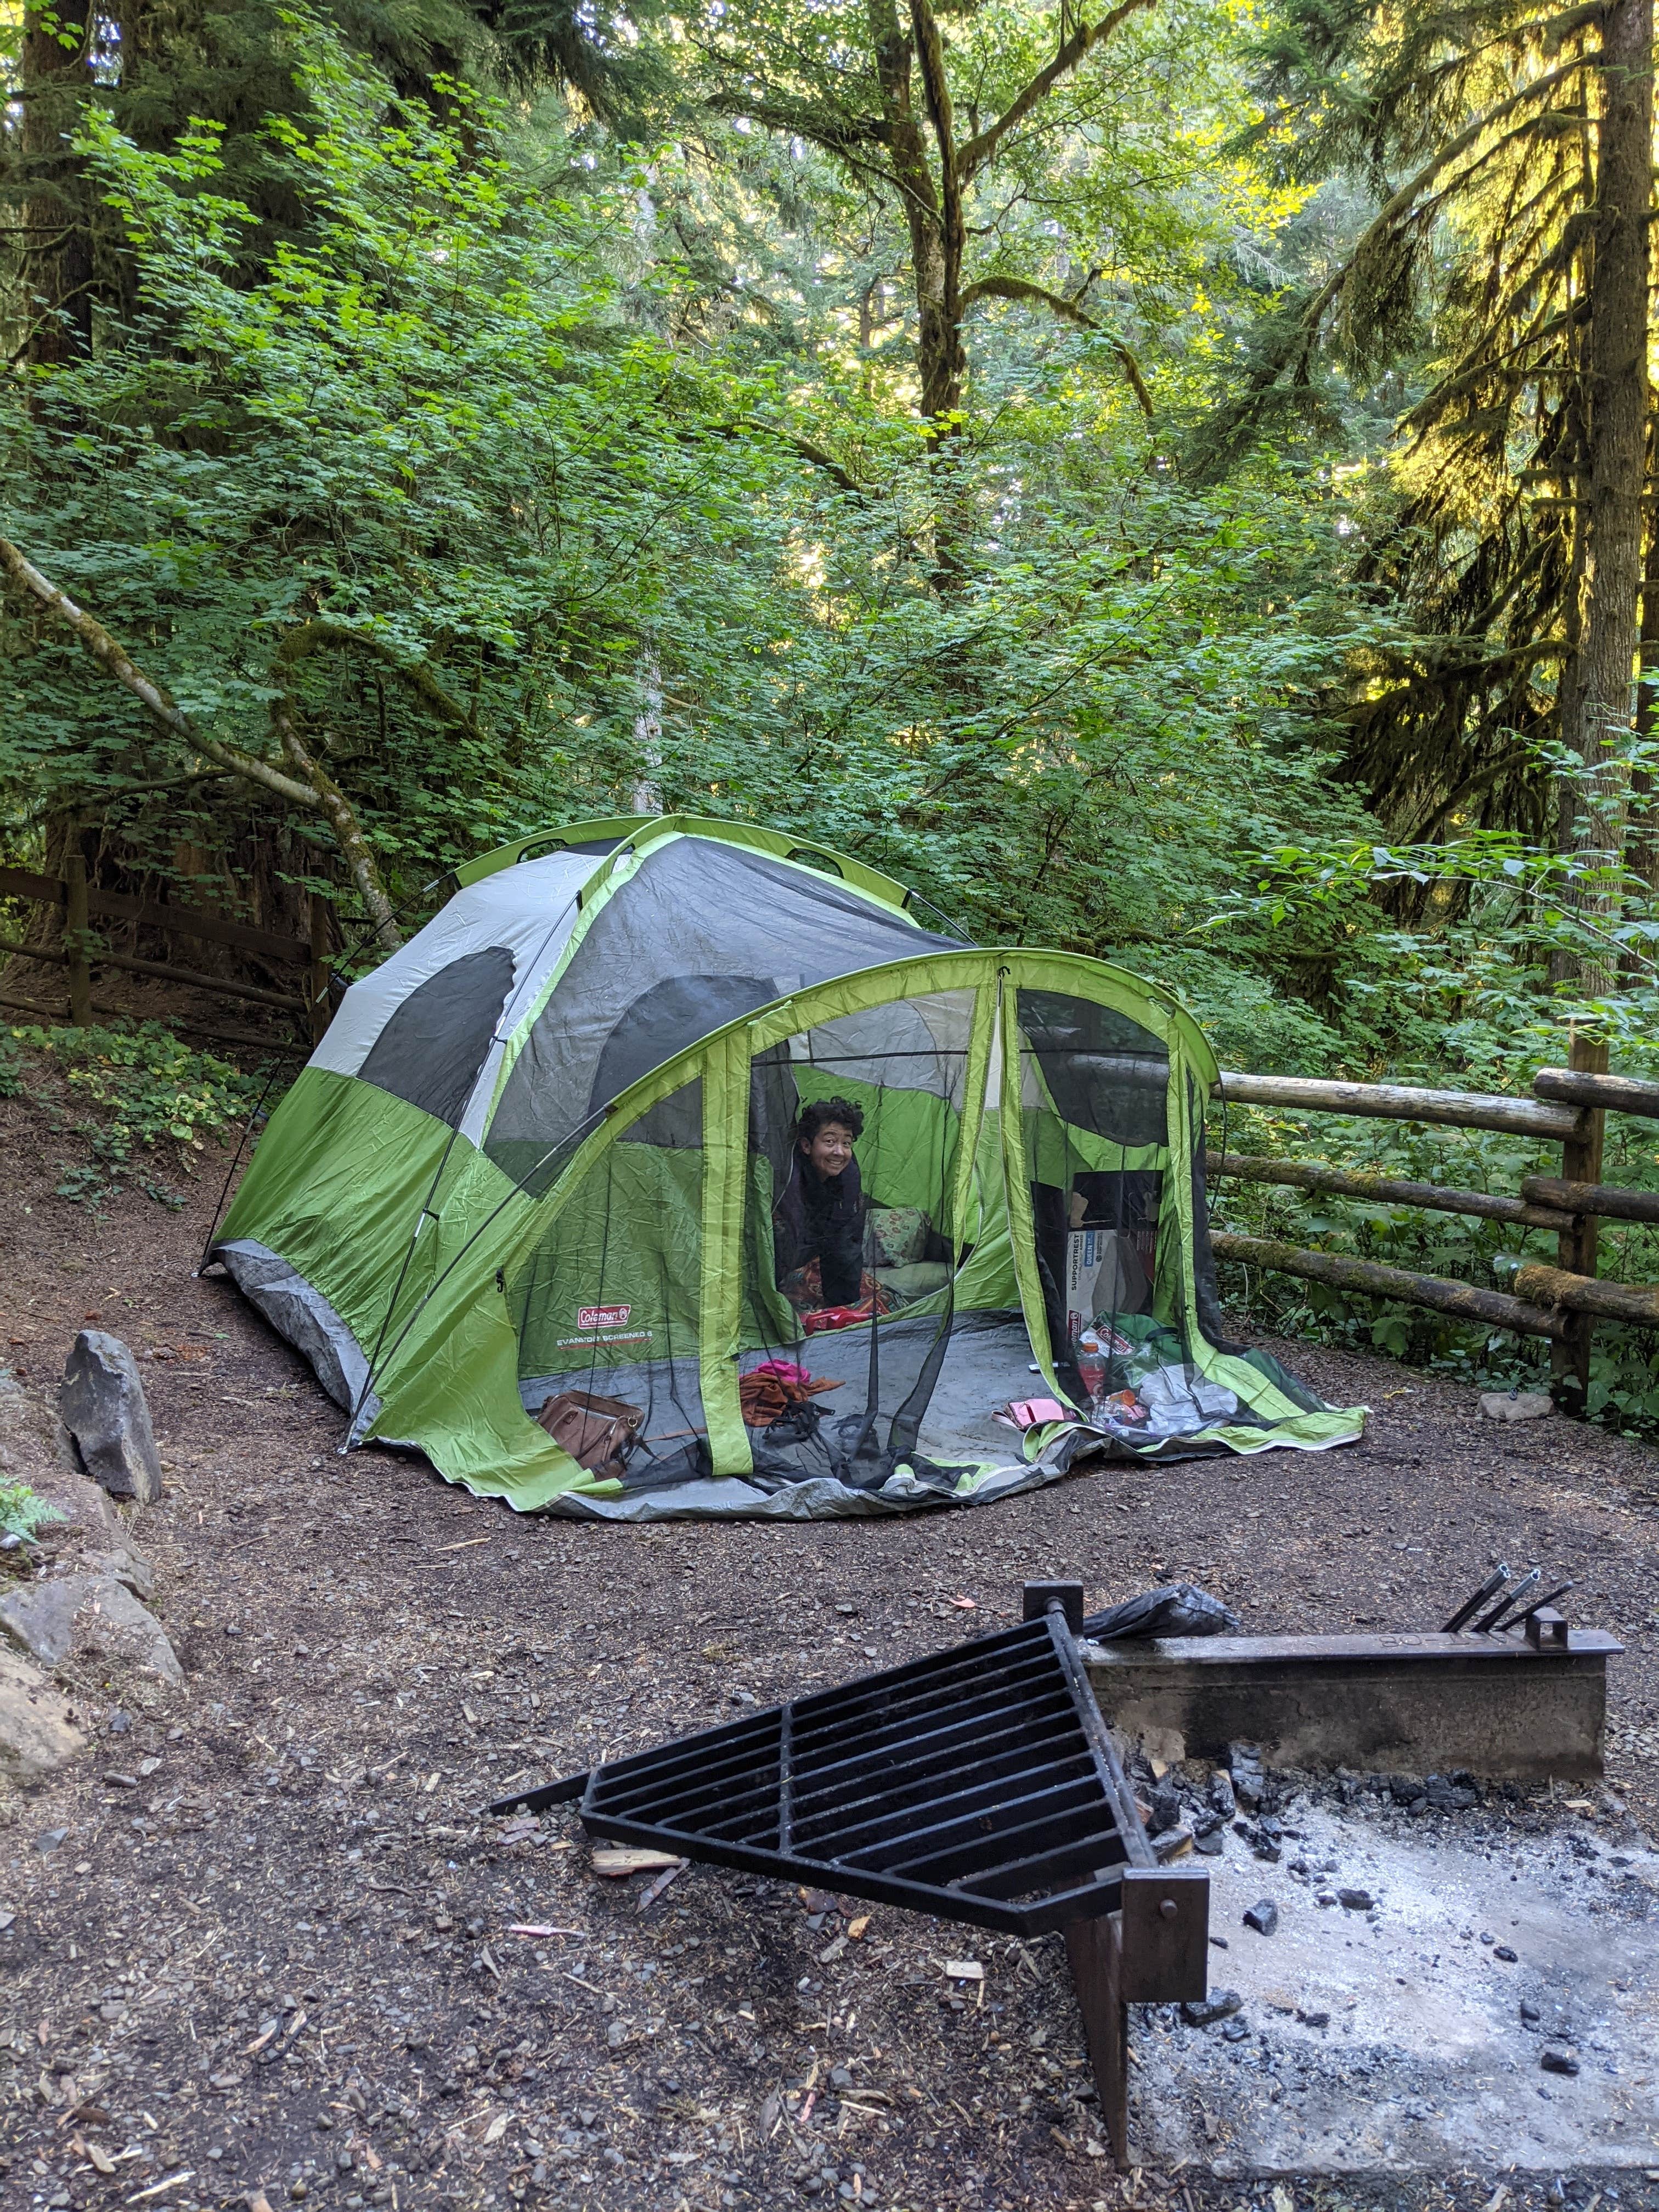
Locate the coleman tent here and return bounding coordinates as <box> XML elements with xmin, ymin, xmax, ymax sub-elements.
<box><xmin>210</xmin><ymin>815</ymin><xmax>1363</xmax><ymax>1518</ymax></box>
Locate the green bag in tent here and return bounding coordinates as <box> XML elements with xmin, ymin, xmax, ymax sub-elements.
<box><xmin>210</xmin><ymin>816</ymin><xmax>1364</xmax><ymax>1518</ymax></box>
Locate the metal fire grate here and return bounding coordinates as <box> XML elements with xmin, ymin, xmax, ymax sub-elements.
<box><xmin>492</xmin><ymin>1596</ymin><xmax>1155</xmax><ymax>1936</ymax></box>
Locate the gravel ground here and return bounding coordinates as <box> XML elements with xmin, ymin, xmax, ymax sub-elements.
<box><xmin>2</xmin><ymin>1090</ymin><xmax>1658</xmax><ymax>2212</ymax></box>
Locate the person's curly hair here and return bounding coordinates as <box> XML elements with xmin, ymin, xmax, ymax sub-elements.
<box><xmin>798</xmin><ymin>1096</ymin><xmax>865</xmax><ymax>1145</ymax></box>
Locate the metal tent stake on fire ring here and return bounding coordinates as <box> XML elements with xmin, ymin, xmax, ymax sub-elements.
<box><xmin>489</xmin><ymin>1582</ymin><xmax>1209</xmax><ymax>2164</ymax></box>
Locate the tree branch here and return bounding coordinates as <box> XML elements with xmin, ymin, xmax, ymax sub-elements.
<box><xmin>0</xmin><ymin>533</ymin><xmax>319</xmax><ymax>807</ymax></box>
<box><xmin>960</xmin><ymin>274</ymin><xmax>1155</xmax><ymax>414</ymax></box>
<box><xmin>269</xmin><ymin>699</ymin><xmax>402</xmax><ymax>951</ymax></box>
<box><xmin>274</xmin><ymin>618</ymin><xmax>485</xmax><ymax>743</ymax></box>
<box><xmin>911</xmin><ymin>0</ymin><xmax>964</xmax><ymax>297</ymax></box>
<box><xmin>955</xmin><ymin>0</ymin><xmax>1160</xmax><ymax>182</ymax></box>
<box><xmin>711</xmin><ymin>420</ymin><xmax>866</xmax><ymax>497</ymax></box>
<box><xmin>0</xmin><ymin>535</ymin><xmax>403</xmax><ymax>950</ymax></box>
<box><xmin>703</xmin><ymin>88</ymin><xmax>893</xmax><ymax>155</ymax></box>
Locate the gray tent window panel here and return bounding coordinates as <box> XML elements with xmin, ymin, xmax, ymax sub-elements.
<box><xmin>484</xmin><ymin>837</ymin><xmax>961</xmax><ymax>1178</ymax></box>
<box><xmin>1017</xmin><ymin>988</ymin><xmax>1169</xmax><ymax>1148</ymax></box>
<box><xmin>590</xmin><ymin>974</ymin><xmax>777</xmax><ymax>1120</ymax></box>
<box><xmin>358</xmin><ymin>945</ymin><xmax>516</xmax><ymax>1127</ymax></box>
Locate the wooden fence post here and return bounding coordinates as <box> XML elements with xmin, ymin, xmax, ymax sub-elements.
<box><xmin>62</xmin><ymin>850</ymin><xmax>93</xmax><ymax>1027</ymax></box>
<box><xmin>308</xmin><ymin>892</ymin><xmax>333</xmax><ymax>1046</ymax></box>
<box><xmin>1551</xmin><ymin>1032</ymin><xmax>1609</xmax><ymax>1407</ymax></box>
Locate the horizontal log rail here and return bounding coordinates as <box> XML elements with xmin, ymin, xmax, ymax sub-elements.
<box><xmin>1209</xmin><ymin>1233</ymin><xmax>1571</xmax><ymax>1341</ymax></box>
<box><xmin>0</xmin><ymin>932</ymin><xmax>306</xmax><ymax>1015</ymax></box>
<box><xmin>0</xmin><ymin>864</ymin><xmax>309</xmax><ymax>967</ymax></box>
<box><xmin>1206</xmin><ymin>1152</ymin><xmax>1573</xmax><ymax>1232</ymax></box>
<box><xmin>1521</xmin><ymin>1174</ymin><xmax>1659</xmax><ymax>1224</ymax></box>
<box><xmin>0</xmin><ymin>988</ymin><xmax>297</xmax><ymax>1056</ymax></box>
<box><xmin>1214</xmin><ymin>1069</ymin><xmax>1583</xmax><ymax>1142</ymax></box>
<box><xmin>1533</xmin><ymin>1065</ymin><xmax>1659</xmax><ymax>1120</ymax></box>
<box><xmin>1511</xmin><ymin>1263</ymin><xmax>1659</xmax><ymax>1327</ymax></box>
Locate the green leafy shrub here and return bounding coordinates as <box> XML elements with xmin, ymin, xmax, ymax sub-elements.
<box><xmin>0</xmin><ymin>1482</ymin><xmax>65</xmax><ymax>1543</ymax></box>
<box><xmin>1</xmin><ymin>1023</ymin><xmax>278</xmax><ymax>1209</ymax></box>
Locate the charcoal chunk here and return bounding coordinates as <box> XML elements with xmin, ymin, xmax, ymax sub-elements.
<box><xmin>1181</xmin><ymin>1989</ymin><xmax>1243</xmax><ymax>2027</ymax></box>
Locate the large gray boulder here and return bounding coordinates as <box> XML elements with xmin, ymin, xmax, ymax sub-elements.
<box><xmin>60</xmin><ymin>1331</ymin><xmax>162</xmax><ymax>1504</ymax></box>
<box><xmin>0</xmin><ymin>1573</ymin><xmax>184</xmax><ymax>1688</ymax></box>
<box><xmin>0</xmin><ymin>1645</ymin><xmax>85</xmax><ymax>1784</ymax></box>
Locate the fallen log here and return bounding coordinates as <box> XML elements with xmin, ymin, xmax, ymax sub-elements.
<box><xmin>1209</xmin><ymin>1233</ymin><xmax>1570</xmax><ymax>1339</ymax></box>
<box><xmin>1510</xmin><ymin>1263</ymin><xmax>1659</xmax><ymax>1326</ymax></box>
<box><xmin>1520</xmin><ymin>1175</ymin><xmax>1659</xmax><ymax>1224</ymax></box>
<box><xmin>0</xmin><ymin>932</ymin><xmax>306</xmax><ymax>1015</ymax></box>
<box><xmin>1206</xmin><ymin>1153</ymin><xmax>1572</xmax><ymax>1232</ymax></box>
<box><xmin>1533</xmin><ymin>1066</ymin><xmax>1659</xmax><ymax>1120</ymax></box>
<box><xmin>1215</xmin><ymin>1071</ymin><xmax>1582</xmax><ymax>1142</ymax></box>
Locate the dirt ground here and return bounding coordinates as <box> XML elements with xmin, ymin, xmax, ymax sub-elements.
<box><xmin>2</xmin><ymin>1094</ymin><xmax>1658</xmax><ymax>2212</ymax></box>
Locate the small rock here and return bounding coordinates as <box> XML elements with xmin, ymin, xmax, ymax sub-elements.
<box><xmin>1243</xmin><ymin>1900</ymin><xmax>1279</xmax><ymax>1936</ymax></box>
<box><xmin>1480</xmin><ymin>1390</ymin><xmax>1554</xmax><ymax>1423</ymax></box>
<box><xmin>1296</xmin><ymin>2008</ymin><xmax>1330</xmax><ymax>2028</ymax></box>
<box><xmin>1193</xmin><ymin>1828</ymin><xmax>1224</xmax><ymax>1857</ymax></box>
<box><xmin>1494</xmin><ymin>1945</ymin><xmax>1519</xmax><ymax>1962</ymax></box>
<box><xmin>605</xmin><ymin>2018</ymin><xmax>627</xmax><ymax>2047</ymax></box>
<box><xmin>36</xmin><ymin>1826</ymin><xmax>68</xmax><ymax>1854</ymax></box>
<box><xmin>1220</xmin><ymin>2017</ymin><xmax>1251</xmax><ymax>2042</ymax></box>
<box><xmin>1181</xmin><ymin>1989</ymin><xmax>1243</xmax><ymax>2027</ymax></box>
<box><xmin>1540</xmin><ymin>2046</ymin><xmax>1580</xmax><ymax>2076</ymax></box>
<box><xmin>1520</xmin><ymin>2001</ymin><xmax>1541</xmax><ymax>2024</ymax></box>
<box><xmin>59</xmin><ymin>1331</ymin><xmax>162</xmax><ymax>1504</ymax></box>
<box><xmin>80</xmin><ymin>1544</ymin><xmax>155</xmax><ymax>1604</ymax></box>
<box><xmin>1338</xmin><ymin>1888</ymin><xmax>1373</xmax><ymax>1911</ymax></box>
<box><xmin>1207</xmin><ymin>1768</ymin><xmax>1237</xmax><ymax>1820</ymax></box>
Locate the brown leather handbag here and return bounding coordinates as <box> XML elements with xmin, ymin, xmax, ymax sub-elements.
<box><xmin>535</xmin><ymin>1389</ymin><xmax>644</xmax><ymax>1480</ymax></box>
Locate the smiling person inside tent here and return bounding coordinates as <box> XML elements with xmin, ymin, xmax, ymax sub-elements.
<box><xmin>773</xmin><ymin>1096</ymin><xmax>869</xmax><ymax>1316</ymax></box>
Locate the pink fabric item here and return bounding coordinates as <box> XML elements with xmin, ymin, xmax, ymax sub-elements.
<box><xmin>1008</xmin><ymin>1397</ymin><xmax>1067</xmax><ymax>1429</ymax></box>
<box><xmin>749</xmin><ymin>1359</ymin><xmax>815</xmax><ymax>1387</ymax></box>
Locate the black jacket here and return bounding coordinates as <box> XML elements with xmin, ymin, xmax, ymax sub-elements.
<box><xmin>774</xmin><ymin>1151</ymin><xmax>865</xmax><ymax>1307</ymax></box>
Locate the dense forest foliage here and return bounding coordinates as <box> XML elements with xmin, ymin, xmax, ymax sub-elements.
<box><xmin>4</xmin><ymin>0</ymin><xmax>1658</xmax><ymax>1413</ymax></box>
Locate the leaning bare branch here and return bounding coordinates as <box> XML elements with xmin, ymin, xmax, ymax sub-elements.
<box><xmin>960</xmin><ymin>275</ymin><xmax>1155</xmax><ymax>415</ymax></box>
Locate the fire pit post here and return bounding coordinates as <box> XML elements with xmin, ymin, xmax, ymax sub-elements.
<box><xmin>1065</xmin><ymin>1909</ymin><xmax>1128</xmax><ymax>2163</ymax></box>
<box><xmin>1066</xmin><ymin>1864</ymin><xmax>1210</xmax><ymax>2165</ymax></box>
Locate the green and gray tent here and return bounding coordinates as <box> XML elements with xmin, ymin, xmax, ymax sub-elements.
<box><xmin>211</xmin><ymin>815</ymin><xmax>1363</xmax><ymax>1518</ymax></box>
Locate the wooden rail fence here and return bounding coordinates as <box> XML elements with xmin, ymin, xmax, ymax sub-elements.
<box><xmin>1209</xmin><ymin>1040</ymin><xmax>1659</xmax><ymax>1402</ymax></box>
<box><xmin>0</xmin><ymin>865</ymin><xmax>332</xmax><ymax>1045</ymax></box>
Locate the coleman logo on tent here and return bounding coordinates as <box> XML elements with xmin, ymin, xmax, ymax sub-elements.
<box><xmin>577</xmin><ymin>1305</ymin><xmax>631</xmax><ymax>1330</ymax></box>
